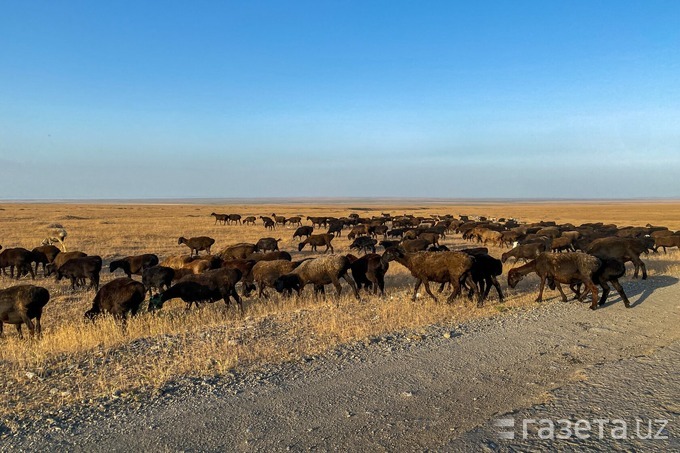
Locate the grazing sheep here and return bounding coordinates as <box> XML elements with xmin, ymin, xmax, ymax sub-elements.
<box><xmin>550</xmin><ymin>236</ymin><xmax>575</xmax><ymax>253</ymax></box>
<box><xmin>177</xmin><ymin>268</ymin><xmax>243</xmax><ymax>311</ymax></box>
<box><xmin>347</xmin><ymin>225</ymin><xmax>369</xmax><ymax>240</ymax></box>
<box><xmin>586</xmin><ymin>237</ymin><xmax>649</xmax><ymax>279</ymax></box>
<box><xmin>428</xmin><ymin>245</ymin><xmax>450</xmax><ymax>252</ymax></box>
<box><xmin>293</xmin><ymin>226</ymin><xmax>314</xmax><ymax>240</ymax></box>
<box><xmin>274</xmin><ymin>255</ymin><xmax>359</xmax><ymax>299</ymax></box>
<box><xmin>255</xmin><ymin>237</ymin><xmax>282</xmax><ymax>253</ymax></box>
<box><xmin>298</xmin><ymin>234</ymin><xmax>335</xmax><ymax>253</ymax></box>
<box><xmin>251</xmin><ymin>259</ymin><xmax>306</xmax><ymax>298</ymax></box>
<box><xmin>0</xmin><ymin>285</ymin><xmax>50</xmax><ymax>338</ymax></box>
<box><xmin>307</xmin><ymin>216</ymin><xmax>327</xmax><ymax>228</ymax></box>
<box><xmin>501</xmin><ymin>243</ymin><xmax>546</xmax><ymax>263</ymax></box>
<box><xmin>148</xmin><ymin>281</ymin><xmax>221</xmax><ymax>311</ymax></box>
<box><xmin>346</xmin><ymin>253</ymin><xmax>390</xmax><ymax>296</ymax></box>
<box><xmin>387</xmin><ymin>228</ymin><xmax>407</xmax><ymax>238</ymax></box>
<box><xmin>142</xmin><ymin>265</ymin><xmax>175</xmax><ymax>297</ymax></box>
<box><xmin>371</xmin><ymin>225</ymin><xmax>389</xmax><ymax>239</ymax></box>
<box><xmin>507</xmin><ymin>252</ymin><xmax>600</xmax><ymax>309</ymax></box>
<box><xmin>0</xmin><ymin>248</ymin><xmax>35</xmax><ymax>279</ymax></box>
<box><xmin>416</xmin><ymin>232</ymin><xmax>440</xmax><ymax>246</ymax></box>
<box><xmin>31</xmin><ymin>245</ymin><xmax>61</xmax><ymax>276</ymax></box>
<box><xmin>383</xmin><ymin>248</ymin><xmax>480</xmax><ymax>306</ymax></box>
<box><xmin>243</xmin><ymin>216</ymin><xmax>257</xmax><ymax>225</ymax></box>
<box><xmin>379</xmin><ymin>240</ymin><xmax>401</xmax><ymax>250</ymax></box>
<box><xmin>109</xmin><ymin>254</ymin><xmax>159</xmax><ymax>278</ymax></box>
<box><xmin>220</xmin><ymin>259</ymin><xmax>257</xmax><ymax>296</ymax></box>
<box><xmin>217</xmin><ymin>243</ymin><xmax>257</xmax><ymax>260</ymax></box>
<box><xmin>159</xmin><ymin>254</ymin><xmax>195</xmax><ymax>270</ymax></box>
<box><xmin>554</xmin><ymin>258</ymin><xmax>630</xmax><ymax>308</ymax></box>
<box><xmin>178</xmin><ymin>236</ymin><xmax>215</xmax><ymax>256</ymax></box>
<box><xmin>55</xmin><ymin>256</ymin><xmax>103</xmax><ymax>291</ymax></box>
<box><xmin>271</xmin><ymin>213</ymin><xmax>287</xmax><ymax>226</ymax></box>
<box><xmin>349</xmin><ymin>237</ymin><xmax>378</xmax><ymax>254</ymax></box>
<box><xmin>84</xmin><ymin>278</ymin><xmax>145</xmax><ymax>324</ymax></box>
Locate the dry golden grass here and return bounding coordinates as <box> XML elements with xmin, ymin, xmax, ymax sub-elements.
<box><xmin>0</xmin><ymin>201</ymin><xmax>678</xmax><ymax>419</ymax></box>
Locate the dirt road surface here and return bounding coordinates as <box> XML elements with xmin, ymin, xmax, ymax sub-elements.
<box><xmin>7</xmin><ymin>275</ymin><xmax>679</xmax><ymax>451</ymax></box>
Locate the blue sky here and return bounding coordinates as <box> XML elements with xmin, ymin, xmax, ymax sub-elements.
<box><xmin>1</xmin><ymin>1</ymin><xmax>678</xmax><ymax>199</ymax></box>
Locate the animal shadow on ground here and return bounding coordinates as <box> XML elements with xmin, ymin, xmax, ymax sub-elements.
<box><xmin>599</xmin><ymin>275</ymin><xmax>679</xmax><ymax>309</ymax></box>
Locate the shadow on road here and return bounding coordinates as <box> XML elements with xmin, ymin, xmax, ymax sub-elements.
<box><xmin>600</xmin><ymin>275</ymin><xmax>679</xmax><ymax>309</ymax></box>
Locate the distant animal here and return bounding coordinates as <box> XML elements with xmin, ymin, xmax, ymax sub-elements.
<box><xmin>298</xmin><ymin>234</ymin><xmax>335</xmax><ymax>253</ymax></box>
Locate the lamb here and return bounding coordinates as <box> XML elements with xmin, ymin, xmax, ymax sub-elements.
<box><xmin>501</xmin><ymin>243</ymin><xmax>546</xmax><ymax>263</ymax></box>
<box><xmin>273</xmin><ymin>255</ymin><xmax>359</xmax><ymax>299</ymax></box>
<box><xmin>260</xmin><ymin>216</ymin><xmax>274</xmax><ymax>227</ymax></box>
<box><xmin>84</xmin><ymin>278</ymin><xmax>145</xmax><ymax>324</ymax></box>
<box><xmin>293</xmin><ymin>226</ymin><xmax>314</xmax><ymax>240</ymax></box>
<box><xmin>243</xmin><ymin>216</ymin><xmax>257</xmax><ymax>225</ymax></box>
<box><xmin>263</xmin><ymin>218</ymin><xmax>275</xmax><ymax>230</ymax></box>
<box><xmin>653</xmin><ymin>235</ymin><xmax>680</xmax><ymax>254</ymax></box>
<box><xmin>298</xmin><ymin>234</ymin><xmax>335</xmax><ymax>253</ymax></box>
<box><xmin>217</xmin><ymin>243</ymin><xmax>257</xmax><ymax>260</ymax></box>
<box><xmin>507</xmin><ymin>252</ymin><xmax>600</xmax><ymax>309</ymax></box>
<box><xmin>382</xmin><ymin>248</ymin><xmax>480</xmax><ymax>306</ymax></box>
<box><xmin>109</xmin><ymin>254</ymin><xmax>159</xmax><ymax>278</ymax></box>
<box><xmin>586</xmin><ymin>237</ymin><xmax>649</xmax><ymax>279</ymax></box>
<box><xmin>142</xmin><ymin>265</ymin><xmax>175</xmax><ymax>297</ymax></box>
<box><xmin>251</xmin><ymin>259</ymin><xmax>306</xmax><ymax>298</ymax></box>
<box><xmin>255</xmin><ymin>237</ymin><xmax>282</xmax><ymax>253</ymax></box>
<box><xmin>31</xmin><ymin>245</ymin><xmax>61</xmax><ymax>276</ymax></box>
<box><xmin>349</xmin><ymin>236</ymin><xmax>378</xmax><ymax>254</ymax></box>
<box><xmin>0</xmin><ymin>285</ymin><xmax>50</xmax><ymax>338</ymax></box>
<box><xmin>346</xmin><ymin>253</ymin><xmax>390</xmax><ymax>296</ymax></box>
<box><xmin>178</xmin><ymin>236</ymin><xmax>215</xmax><ymax>256</ymax></box>
<box><xmin>55</xmin><ymin>256</ymin><xmax>103</xmax><ymax>291</ymax></box>
<box><xmin>0</xmin><ymin>248</ymin><xmax>35</xmax><ymax>279</ymax></box>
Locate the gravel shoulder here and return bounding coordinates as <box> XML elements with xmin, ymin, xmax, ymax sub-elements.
<box><xmin>6</xmin><ymin>274</ymin><xmax>680</xmax><ymax>452</ymax></box>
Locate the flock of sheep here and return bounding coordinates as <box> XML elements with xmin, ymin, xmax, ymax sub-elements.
<box><xmin>1</xmin><ymin>211</ymin><xmax>679</xmax><ymax>339</ymax></box>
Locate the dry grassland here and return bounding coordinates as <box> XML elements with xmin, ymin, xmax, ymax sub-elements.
<box><xmin>0</xmin><ymin>201</ymin><xmax>679</xmax><ymax>421</ymax></box>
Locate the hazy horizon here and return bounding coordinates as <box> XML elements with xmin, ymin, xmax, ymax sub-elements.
<box><xmin>2</xmin><ymin>1</ymin><xmax>679</xmax><ymax>199</ymax></box>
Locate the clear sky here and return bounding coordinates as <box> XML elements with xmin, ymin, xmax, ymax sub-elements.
<box><xmin>1</xmin><ymin>1</ymin><xmax>678</xmax><ymax>199</ymax></box>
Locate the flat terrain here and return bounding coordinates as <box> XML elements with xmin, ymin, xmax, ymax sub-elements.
<box><xmin>0</xmin><ymin>201</ymin><xmax>678</xmax><ymax>450</ymax></box>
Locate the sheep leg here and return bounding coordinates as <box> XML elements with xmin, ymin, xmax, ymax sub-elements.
<box><xmin>342</xmin><ymin>274</ymin><xmax>360</xmax><ymax>300</ymax></box>
<box><xmin>14</xmin><ymin>324</ymin><xmax>22</xmax><ymax>339</ymax></box>
<box><xmin>490</xmin><ymin>276</ymin><xmax>504</xmax><ymax>302</ymax></box>
<box><xmin>598</xmin><ymin>281</ymin><xmax>611</xmax><ymax>306</ymax></box>
<box><xmin>587</xmin><ymin>280</ymin><xmax>599</xmax><ymax>310</ymax></box>
<box><xmin>536</xmin><ymin>276</ymin><xmax>547</xmax><ymax>302</ymax></box>
<box><xmin>423</xmin><ymin>280</ymin><xmax>438</xmax><ymax>302</ymax></box>
<box><xmin>376</xmin><ymin>273</ymin><xmax>386</xmax><ymax>296</ymax></box>
<box><xmin>20</xmin><ymin>313</ymin><xmax>35</xmax><ymax>338</ymax></box>
<box><xmin>610</xmin><ymin>279</ymin><xmax>631</xmax><ymax>308</ymax></box>
<box><xmin>555</xmin><ymin>282</ymin><xmax>569</xmax><ymax>302</ymax></box>
<box><xmin>412</xmin><ymin>280</ymin><xmax>423</xmax><ymax>301</ymax></box>
<box><xmin>330</xmin><ymin>275</ymin><xmax>343</xmax><ymax>296</ymax></box>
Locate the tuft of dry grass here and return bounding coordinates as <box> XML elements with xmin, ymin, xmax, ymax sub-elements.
<box><xmin>0</xmin><ymin>201</ymin><xmax>678</xmax><ymax>420</ymax></box>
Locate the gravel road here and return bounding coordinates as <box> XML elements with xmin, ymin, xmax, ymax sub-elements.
<box><xmin>6</xmin><ymin>274</ymin><xmax>679</xmax><ymax>452</ymax></box>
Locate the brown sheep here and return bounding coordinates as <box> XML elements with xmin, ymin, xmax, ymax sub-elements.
<box><xmin>55</xmin><ymin>256</ymin><xmax>103</xmax><ymax>290</ymax></box>
<box><xmin>653</xmin><ymin>235</ymin><xmax>680</xmax><ymax>254</ymax></box>
<box><xmin>217</xmin><ymin>243</ymin><xmax>257</xmax><ymax>260</ymax></box>
<box><xmin>246</xmin><ymin>251</ymin><xmax>292</xmax><ymax>263</ymax></box>
<box><xmin>501</xmin><ymin>243</ymin><xmax>546</xmax><ymax>263</ymax></box>
<box><xmin>159</xmin><ymin>255</ymin><xmax>195</xmax><ymax>270</ymax></box>
<box><xmin>243</xmin><ymin>216</ymin><xmax>257</xmax><ymax>225</ymax></box>
<box><xmin>45</xmin><ymin>251</ymin><xmax>87</xmax><ymax>276</ymax></box>
<box><xmin>346</xmin><ymin>253</ymin><xmax>390</xmax><ymax>296</ymax></box>
<box><xmin>550</xmin><ymin>236</ymin><xmax>575</xmax><ymax>253</ymax></box>
<box><xmin>298</xmin><ymin>234</ymin><xmax>335</xmax><ymax>253</ymax></box>
<box><xmin>84</xmin><ymin>278</ymin><xmax>145</xmax><ymax>324</ymax></box>
<box><xmin>255</xmin><ymin>237</ymin><xmax>282</xmax><ymax>252</ymax></box>
<box><xmin>142</xmin><ymin>265</ymin><xmax>175</xmax><ymax>297</ymax></box>
<box><xmin>507</xmin><ymin>252</ymin><xmax>600</xmax><ymax>309</ymax></box>
<box><xmin>109</xmin><ymin>254</ymin><xmax>159</xmax><ymax>278</ymax></box>
<box><xmin>399</xmin><ymin>239</ymin><xmax>430</xmax><ymax>253</ymax></box>
<box><xmin>251</xmin><ymin>259</ymin><xmax>306</xmax><ymax>298</ymax></box>
<box><xmin>383</xmin><ymin>248</ymin><xmax>480</xmax><ymax>306</ymax></box>
<box><xmin>347</xmin><ymin>224</ymin><xmax>369</xmax><ymax>240</ymax></box>
<box><xmin>294</xmin><ymin>226</ymin><xmax>314</xmax><ymax>240</ymax></box>
<box><xmin>31</xmin><ymin>245</ymin><xmax>61</xmax><ymax>276</ymax></box>
<box><xmin>178</xmin><ymin>236</ymin><xmax>215</xmax><ymax>256</ymax></box>
<box><xmin>586</xmin><ymin>237</ymin><xmax>649</xmax><ymax>279</ymax></box>
<box><xmin>274</xmin><ymin>255</ymin><xmax>359</xmax><ymax>299</ymax></box>
<box><xmin>177</xmin><ymin>268</ymin><xmax>243</xmax><ymax>311</ymax></box>
<box><xmin>0</xmin><ymin>285</ymin><xmax>50</xmax><ymax>338</ymax></box>
<box><xmin>287</xmin><ymin>216</ymin><xmax>303</xmax><ymax>227</ymax></box>
<box><xmin>0</xmin><ymin>248</ymin><xmax>35</xmax><ymax>279</ymax></box>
